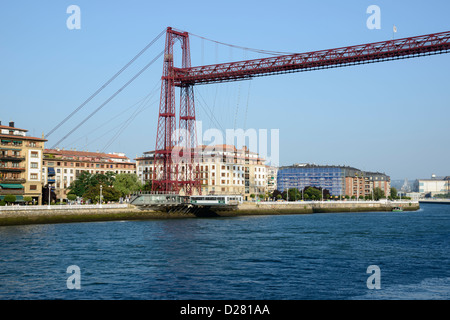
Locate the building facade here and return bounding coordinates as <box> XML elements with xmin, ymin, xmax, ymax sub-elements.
<box><xmin>42</xmin><ymin>149</ymin><xmax>136</xmax><ymax>201</ymax></box>
<box><xmin>419</xmin><ymin>175</ymin><xmax>450</xmax><ymax>196</ymax></box>
<box><xmin>277</xmin><ymin>164</ymin><xmax>390</xmax><ymax>198</ymax></box>
<box><xmin>136</xmin><ymin>145</ymin><xmax>268</xmax><ymax>200</ymax></box>
<box><xmin>0</xmin><ymin>121</ymin><xmax>47</xmax><ymax>204</ymax></box>
<box><xmin>266</xmin><ymin>166</ymin><xmax>278</xmax><ymax>194</ymax></box>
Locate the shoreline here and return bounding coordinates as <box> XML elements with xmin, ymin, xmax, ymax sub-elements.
<box><xmin>0</xmin><ymin>201</ymin><xmax>420</xmax><ymax>227</ymax></box>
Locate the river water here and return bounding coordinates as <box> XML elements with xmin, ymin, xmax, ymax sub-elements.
<box><xmin>0</xmin><ymin>203</ymin><xmax>448</xmax><ymax>300</ymax></box>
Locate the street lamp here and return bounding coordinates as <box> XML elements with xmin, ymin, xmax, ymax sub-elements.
<box><xmin>48</xmin><ymin>185</ymin><xmax>51</xmax><ymax>209</ymax></box>
<box><xmin>99</xmin><ymin>184</ymin><xmax>103</xmax><ymax>208</ymax></box>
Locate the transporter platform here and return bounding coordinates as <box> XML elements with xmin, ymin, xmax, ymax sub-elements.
<box><xmin>130</xmin><ymin>192</ymin><xmax>243</xmax><ymax>213</ymax></box>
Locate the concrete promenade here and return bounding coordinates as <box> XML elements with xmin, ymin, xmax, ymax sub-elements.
<box><xmin>419</xmin><ymin>199</ymin><xmax>450</xmax><ymax>204</ymax></box>
<box><xmin>0</xmin><ymin>200</ymin><xmax>420</xmax><ymax>227</ymax></box>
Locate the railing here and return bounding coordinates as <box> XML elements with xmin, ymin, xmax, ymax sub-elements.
<box><xmin>0</xmin><ymin>166</ymin><xmax>26</xmax><ymax>171</ymax></box>
<box><xmin>0</xmin><ymin>204</ymin><xmax>130</xmax><ymax>211</ymax></box>
<box><xmin>0</xmin><ymin>155</ymin><xmax>25</xmax><ymax>161</ymax></box>
<box><xmin>0</xmin><ymin>178</ymin><xmax>26</xmax><ymax>183</ymax></box>
<box><xmin>132</xmin><ymin>191</ymin><xmax>178</xmax><ymax>195</ymax></box>
<box><xmin>256</xmin><ymin>200</ymin><xmax>419</xmax><ymax>205</ymax></box>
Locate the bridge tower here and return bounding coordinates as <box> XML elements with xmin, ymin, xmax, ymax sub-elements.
<box><xmin>152</xmin><ymin>27</ymin><xmax>200</xmax><ymax>195</ymax></box>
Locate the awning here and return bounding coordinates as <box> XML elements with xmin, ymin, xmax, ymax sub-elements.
<box><xmin>0</xmin><ymin>195</ymin><xmax>24</xmax><ymax>201</ymax></box>
<box><xmin>0</xmin><ymin>184</ymin><xmax>24</xmax><ymax>189</ymax></box>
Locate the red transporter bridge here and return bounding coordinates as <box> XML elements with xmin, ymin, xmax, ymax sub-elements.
<box><xmin>152</xmin><ymin>27</ymin><xmax>450</xmax><ymax>195</ymax></box>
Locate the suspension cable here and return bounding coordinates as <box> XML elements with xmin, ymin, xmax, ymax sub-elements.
<box><xmin>50</xmin><ymin>49</ymin><xmax>164</xmax><ymax>149</ymax></box>
<box><xmin>189</xmin><ymin>32</ymin><xmax>299</xmax><ymax>56</ymax></box>
<box><xmin>45</xmin><ymin>28</ymin><xmax>166</xmax><ymax>138</ymax></box>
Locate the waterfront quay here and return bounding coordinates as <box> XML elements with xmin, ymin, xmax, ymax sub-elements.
<box><xmin>0</xmin><ymin>200</ymin><xmax>420</xmax><ymax>227</ymax></box>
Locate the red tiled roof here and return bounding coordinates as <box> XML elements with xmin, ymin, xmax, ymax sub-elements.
<box><xmin>0</xmin><ymin>125</ymin><xmax>28</xmax><ymax>132</ymax></box>
<box><xmin>0</xmin><ymin>134</ymin><xmax>46</xmax><ymax>141</ymax></box>
<box><xmin>45</xmin><ymin>149</ymin><xmax>129</xmax><ymax>160</ymax></box>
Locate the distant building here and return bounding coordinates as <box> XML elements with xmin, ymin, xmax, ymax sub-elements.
<box><xmin>266</xmin><ymin>166</ymin><xmax>278</xmax><ymax>193</ymax></box>
<box><xmin>277</xmin><ymin>164</ymin><xmax>390</xmax><ymax>198</ymax></box>
<box><xmin>43</xmin><ymin>149</ymin><xmax>136</xmax><ymax>201</ymax></box>
<box><xmin>136</xmin><ymin>145</ymin><xmax>268</xmax><ymax>200</ymax></box>
<box><xmin>419</xmin><ymin>175</ymin><xmax>450</xmax><ymax>196</ymax></box>
<box><xmin>0</xmin><ymin>121</ymin><xmax>47</xmax><ymax>204</ymax></box>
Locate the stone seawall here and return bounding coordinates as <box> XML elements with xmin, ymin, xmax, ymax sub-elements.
<box><xmin>0</xmin><ymin>201</ymin><xmax>420</xmax><ymax>227</ymax></box>
<box><xmin>230</xmin><ymin>201</ymin><xmax>420</xmax><ymax>216</ymax></box>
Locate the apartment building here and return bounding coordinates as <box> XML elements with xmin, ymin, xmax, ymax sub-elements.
<box><xmin>0</xmin><ymin>121</ymin><xmax>47</xmax><ymax>204</ymax></box>
<box><xmin>42</xmin><ymin>149</ymin><xmax>136</xmax><ymax>200</ymax></box>
<box><xmin>277</xmin><ymin>164</ymin><xmax>390</xmax><ymax>198</ymax></box>
<box><xmin>136</xmin><ymin>145</ymin><xmax>268</xmax><ymax>200</ymax></box>
<box><xmin>266</xmin><ymin>166</ymin><xmax>278</xmax><ymax>193</ymax></box>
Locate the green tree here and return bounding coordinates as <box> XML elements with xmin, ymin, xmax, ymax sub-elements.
<box><xmin>4</xmin><ymin>195</ymin><xmax>16</xmax><ymax>204</ymax></box>
<box><xmin>23</xmin><ymin>196</ymin><xmax>33</xmax><ymax>205</ymax></box>
<box><xmin>67</xmin><ymin>193</ymin><xmax>77</xmax><ymax>201</ymax></box>
<box><xmin>287</xmin><ymin>188</ymin><xmax>302</xmax><ymax>201</ymax></box>
<box><xmin>390</xmin><ymin>187</ymin><xmax>399</xmax><ymax>200</ymax></box>
<box><xmin>113</xmin><ymin>173</ymin><xmax>142</xmax><ymax>197</ymax></box>
<box><xmin>83</xmin><ymin>185</ymin><xmax>120</xmax><ymax>203</ymax></box>
<box><xmin>304</xmin><ymin>187</ymin><xmax>322</xmax><ymax>201</ymax></box>
<box><xmin>91</xmin><ymin>172</ymin><xmax>115</xmax><ymax>187</ymax></box>
<box><xmin>68</xmin><ymin>171</ymin><xmax>93</xmax><ymax>197</ymax></box>
<box><xmin>142</xmin><ymin>180</ymin><xmax>152</xmax><ymax>191</ymax></box>
<box><xmin>373</xmin><ymin>187</ymin><xmax>385</xmax><ymax>200</ymax></box>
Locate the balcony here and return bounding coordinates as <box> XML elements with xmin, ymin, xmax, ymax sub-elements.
<box><xmin>0</xmin><ymin>165</ymin><xmax>26</xmax><ymax>172</ymax></box>
<box><xmin>0</xmin><ymin>141</ymin><xmax>23</xmax><ymax>149</ymax></box>
<box><xmin>0</xmin><ymin>154</ymin><xmax>25</xmax><ymax>161</ymax></box>
<box><xmin>0</xmin><ymin>189</ymin><xmax>25</xmax><ymax>195</ymax></box>
<box><xmin>0</xmin><ymin>178</ymin><xmax>26</xmax><ymax>184</ymax></box>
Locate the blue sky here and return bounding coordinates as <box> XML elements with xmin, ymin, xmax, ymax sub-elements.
<box><xmin>1</xmin><ymin>0</ymin><xmax>449</xmax><ymax>180</ymax></box>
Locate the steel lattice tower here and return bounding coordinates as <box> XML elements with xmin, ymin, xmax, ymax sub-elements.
<box><xmin>152</xmin><ymin>27</ymin><xmax>200</xmax><ymax>195</ymax></box>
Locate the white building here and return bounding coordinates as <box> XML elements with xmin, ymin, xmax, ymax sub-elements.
<box><xmin>136</xmin><ymin>145</ymin><xmax>268</xmax><ymax>200</ymax></box>
<box><xmin>419</xmin><ymin>175</ymin><xmax>449</xmax><ymax>196</ymax></box>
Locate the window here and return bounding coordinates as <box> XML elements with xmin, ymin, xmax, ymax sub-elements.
<box><xmin>30</xmin><ymin>173</ymin><xmax>38</xmax><ymax>180</ymax></box>
<box><xmin>30</xmin><ymin>185</ymin><xmax>37</xmax><ymax>190</ymax></box>
<box><xmin>31</xmin><ymin>151</ymin><xmax>38</xmax><ymax>158</ymax></box>
<box><xmin>31</xmin><ymin>162</ymin><xmax>38</xmax><ymax>169</ymax></box>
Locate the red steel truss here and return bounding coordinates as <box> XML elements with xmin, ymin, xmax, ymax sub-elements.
<box><xmin>173</xmin><ymin>31</ymin><xmax>450</xmax><ymax>86</ymax></box>
<box><xmin>153</xmin><ymin>28</ymin><xmax>450</xmax><ymax>194</ymax></box>
<box><xmin>152</xmin><ymin>27</ymin><xmax>200</xmax><ymax>194</ymax></box>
